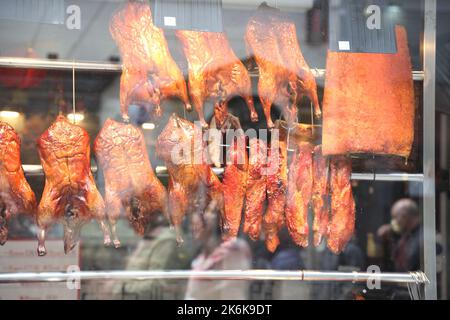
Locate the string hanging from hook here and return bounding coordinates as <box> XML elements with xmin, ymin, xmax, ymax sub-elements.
<box><xmin>72</xmin><ymin>60</ymin><xmax>76</xmax><ymax>124</ymax></box>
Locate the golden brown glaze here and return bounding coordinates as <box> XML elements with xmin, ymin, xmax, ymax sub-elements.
<box><xmin>94</xmin><ymin>119</ymin><xmax>167</xmax><ymax>246</ymax></box>
<box><xmin>156</xmin><ymin>114</ymin><xmax>223</xmax><ymax>244</ymax></box>
<box><xmin>274</xmin><ymin>18</ymin><xmax>321</xmax><ymax>122</ymax></box>
<box><xmin>243</xmin><ymin>138</ymin><xmax>267</xmax><ymax>241</ymax></box>
<box><xmin>222</xmin><ymin>136</ymin><xmax>248</xmax><ymax>240</ymax></box>
<box><xmin>110</xmin><ymin>2</ymin><xmax>190</xmax><ymax>121</ymax></box>
<box><xmin>37</xmin><ymin>115</ymin><xmax>110</xmax><ymax>255</ymax></box>
<box><xmin>264</xmin><ymin>138</ymin><xmax>287</xmax><ymax>252</ymax></box>
<box><xmin>322</xmin><ymin>26</ymin><xmax>414</xmax><ymax>157</ymax></box>
<box><xmin>312</xmin><ymin>145</ymin><xmax>329</xmax><ymax>247</ymax></box>
<box><xmin>245</xmin><ymin>3</ymin><xmax>320</xmax><ymax>128</ymax></box>
<box><xmin>327</xmin><ymin>156</ymin><xmax>355</xmax><ymax>254</ymax></box>
<box><xmin>175</xmin><ymin>30</ymin><xmax>258</xmax><ymax>128</ymax></box>
<box><xmin>0</xmin><ymin>122</ymin><xmax>37</xmax><ymax>245</ymax></box>
<box><xmin>285</xmin><ymin>141</ymin><xmax>314</xmax><ymax>247</ymax></box>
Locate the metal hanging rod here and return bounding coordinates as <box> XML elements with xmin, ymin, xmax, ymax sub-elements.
<box><xmin>0</xmin><ymin>57</ymin><xmax>122</xmax><ymax>72</ymax></box>
<box><xmin>22</xmin><ymin>164</ymin><xmax>423</xmax><ymax>182</ymax></box>
<box><xmin>22</xmin><ymin>164</ymin><xmax>98</xmax><ymax>176</ymax></box>
<box><xmin>0</xmin><ymin>57</ymin><xmax>425</xmax><ymax>81</ymax></box>
<box><xmin>155</xmin><ymin>166</ymin><xmax>424</xmax><ymax>182</ymax></box>
<box><xmin>0</xmin><ymin>270</ymin><xmax>429</xmax><ymax>284</ymax></box>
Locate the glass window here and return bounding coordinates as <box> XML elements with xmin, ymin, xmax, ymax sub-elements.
<box><xmin>0</xmin><ymin>0</ymin><xmax>448</xmax><ymax>300</ymax></box>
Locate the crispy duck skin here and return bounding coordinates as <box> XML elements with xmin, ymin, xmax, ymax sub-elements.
<box><xmin>110</xmin><ymin>1</ymin><xmax>190</xmax><ymax>121</ymax></box>
<box><xmin>222</xmin><ymin>136</ymin><xmax>248</xmax><ymax>240</ymax></box>
<box><xmin>264</xmin><ymin>139</ymin><xmax>287</xmax><ymax>252</ymax></box>
<box><xmin>327</xmin><ymin>156</ymin><xmax>355</xmax><ymax>254</ymax></box>
<box><xmin>312</xmin><ymin>145</ymin><xmax>329</xmax><ymax>247</ymax></box>
<box><xmin>322</xmin><ymin>25</ymin><xmax>414</xmax><ymax>157</ymax></box>
<box><xmin>285</xmin><ymin>141</ymin><xmax>314</xmax><ymax>248</ymax></box>
<box><xmin>156</xmin><ymin>114</ymin><xmax>223</xmax><ymax>244</ymax></box>
<box><xmin>243</xmin><ymin>138</ymin><xmax>267</xmax><ymax>241</ymax></box>
<box><xmin>245</xmin><ymin>3</ymin><xmax>320</xmax><ymax>128</ymax></box>
<box><xmin>0</xmin><ymin>122</ymin><xmax>37</xmax><ymax>245</ymax></box>
<box><xmin>175</xmin><ymin>30</ymin><xmax>258</xmax><ymax>128</ymax></box>
<box><xmin>37</xmin><ymin>115</ymin><xmax>110</xmax><ymax>256</ymax></box>
<box><xmin>275</xmin><ymin>20</ymin><xmax>321</xmax><ymax>121</ymax></box>
<box><xmin>94</xmin><ymin>119</ymin><xmax>168</xmax><ymax>246</ymax></box>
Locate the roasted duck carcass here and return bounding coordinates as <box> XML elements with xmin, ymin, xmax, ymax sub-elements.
<box><xmin>327</xmin><ymin>156</ymin><xmax>355</xmax><ymax>254</ymax></box>
<box><xmin>264</xmin><ymin>136</ymin><xmax>287</xmax><ymax>252</ymax></box>
<box><xmin>156</xmin><ymin>114</ymin><xmax>223</xmax><ymax>244</ymax></box>
<box><xmin>285</xmin><ymin>141</ymin><xmax>314</xmax><ymax>248</ymax></box>
<box><xmin>175</xmin><ymin>30</ymin><xmax>258</xmax><ymax>128</ymax></box>
<box><xmin>243</xmin><ymin>138</ymin><xmax>267</xmax><ymax>241</ymax></box>
<box><xmin>222</xmin><ymin>134</ymin><xmax>248</xmax><ymax>240</ymax></box>
<box><xmin>311</xmin><ymin>145</ymin><xmax>329</xmax><ymax>247</ymax></box>
<box><xmin>110</xmin><ymin>1</ymin><xmax>190</xmax><ymax>121</ymax></box>
<box><xmin>37</xmin><ymin>115</ymin><xmax>110</xmax><ymax>255</ymax></box>
<box><xmin>0</xmin><ymin>122</ymin><xmax>37</xmax><ymax>245</ymax></box>
<box><xmin>94</xmin><ymin>119</ymin><xmax>167</xmax><ymax>246</ymax></box>
<box><xmin>322</xmin><ymin>25</ymin><xmax>414</xmax><ymax>158</ymax></box>
<box><xmin>245</xmin><ymin>3</ymin><xmax>320</xmax><ymax>129</ymax></box>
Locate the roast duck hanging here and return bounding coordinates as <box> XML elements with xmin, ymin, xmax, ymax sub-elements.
<box><xmin>175</xmin><ymin>30</ymin><xmax>258</xmax><ymax>128</ymax></box>
<box><xmin>156</xmin><ymin>114</ymin><xmax>223</xmax><ymax>244</ymax></box>
<box><xmin>36</xmin><ymin>115</ymin><xmax>111</xmax><ymax>256</ymax></box>
<box><xmin>5</xmin><ymin>1</ymin><xmax>419</xmax><ymax>257</ymax></box>
<box><xmin>0</xmin><ymin>122</ymin><xmax>37</xmax><ymax>246</ymax></box>
<box><xmin>110</xmin><ymin>1</ymin><xmax>191</xmax><ymax>121</ymax></box>
<box><xmin>94</xmin><ymin>118</ymin><xmax>168</xmax><ymax>247</ymax></box>
<box><xmin>245</xmin><ymin>3</ymin><xmax>321</xmax><ymax>128</ymax></box>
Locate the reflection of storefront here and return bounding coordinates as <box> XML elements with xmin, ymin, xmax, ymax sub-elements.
<box><xmin>0</xmin><ymin>0</ymin><xmax>448</xmax><ymax>300</ymax></box>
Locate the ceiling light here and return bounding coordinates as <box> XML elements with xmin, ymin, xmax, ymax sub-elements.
<box><xmin>67</xmin><ymin>112</ymin><xmax>85</xmax><ymax>123</ymax></box>
<box><xmin>0</xmin><ymin>110</ymin><xmax>21</xmax><ymax>118</ymax></box>
<box><xmin>142</xmin><ymin>122</ymin><xmax>156</xmax><ymax>130</ymax></box>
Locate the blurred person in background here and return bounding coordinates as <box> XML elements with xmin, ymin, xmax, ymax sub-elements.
<box><xmin>101</xmin><ymin>214</ymin><xmax>195</xmax><ymax>300</ymax></box>
<box><xmin>377</xmin><ymin>198</ymin><xmax>422</xmax><ymax>272</ymax></box>
<box><xmin>376</xmin><ymin>198</ymin><xmax>443</xmax><ymax>299</ymax></box>
<box><xmin>269</xmin><ymin>228</ymin><xmax>309</xmax><ymax>299</ymax></box>
<box><xmin>185</xmin><ymin>201</ymin><xmax>252</xmax><ymax>300</ymax></box>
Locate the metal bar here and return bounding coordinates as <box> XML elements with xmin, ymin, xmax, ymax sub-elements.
<box><xmin>0</xmin><ymin>270</ymin><xmax>428</xmax><ymax>284</ymax></box>
<box><xmin>155</xmin><ymin>166</ymin><xmax>424</xmax><ymax>182</ymax></box>
<box><xmin>22</xmin><ymin>164</ymin><xmax>97</xmax><ymax>176</ymax></box>
<box><xmin>423</xmin><ymin>0</ymin><xmax>437</xmax><ymax>300</ymax></box>
<box><xmin>250</xmin><ymin>68</ymin><xmax>425</xmax><ymax>81</ymax></box>
<box><xmin>0</xmin><ymin>57</ymin><xmax>122</xmax><ymax>72</ymax></box>
<box><xmin>439</xmin><ymin>114</ymin><xmax>448</xmax><ymax>299</ymax></box>
<box><xmin>24</xmin><ymin>164</ymin><xmax>424</xmax><ymax>182</ymax></box>
<box><xmin>350</xmin><ymin>173</ymin><xmax>424</xmax><ymax>182</ymax></box>
<box><xmin>0</xmin><ymin>57</ymin><xmax>424</xmax><ymax>80</ymax></box>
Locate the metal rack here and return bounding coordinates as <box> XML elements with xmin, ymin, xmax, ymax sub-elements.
<box><xmin>0</xmin><ymin>270</ymin><xmax>429</xmax><ymax>284</ymax></box>
<box><xmin>21</xmin><ymin>164</ymin><xmax>424</xmax><ymax>182</ymax></box>
<box><xmin>0</xmin><ymin>56</ymin><xmax>425</xmax><ymax>80</ymax></box>
<box><xmin>0</xmin><ymin>0</ymin><xmax>437</xmax><ymax>300</ymax></box>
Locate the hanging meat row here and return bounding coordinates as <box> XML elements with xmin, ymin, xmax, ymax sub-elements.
<box><xmin>0</xmin><ymin>1</ymin><xmax>415</xmax><ymax>256</ymax></box>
